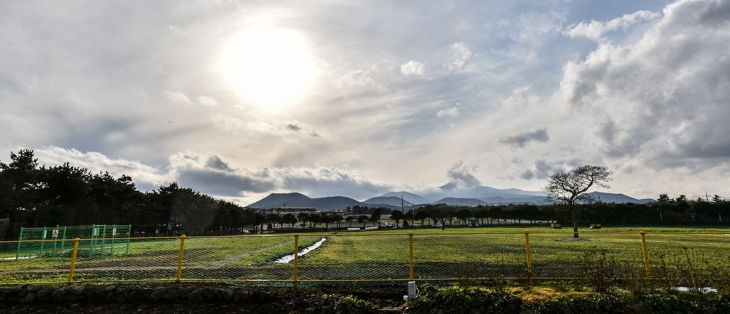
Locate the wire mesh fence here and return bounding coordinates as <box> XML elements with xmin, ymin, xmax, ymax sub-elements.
<box><xmin>1</xmin><ymin>231</ymin><xmax>729</xmax><ymax>286</ymax></box>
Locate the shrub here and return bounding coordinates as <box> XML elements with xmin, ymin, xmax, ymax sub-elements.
<box><xmin>404</xmin><ymin>285</ymin><xmax>522</xmax><ymax>314</ymax></box>
<box><xmin>319</xmin><ymin>294</ymin><xmax>379</xmax><ymax>314</ymax></box>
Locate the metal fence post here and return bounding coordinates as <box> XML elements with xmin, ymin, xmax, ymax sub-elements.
<box><xmin>15</xmin><ymin>228</ymin><xmax>24</xmax><ymax>260</ymax></box>
<box><xmin>67</xmin><ymin>238</ymin><xmax>80</xmax><ymax>283</ymax></box>
<box><xmin>524</xmin><ymin>230</ymin><xmax>533</xmax><ymax>284</ymax></box>
<box><xmin>640</xmin><ymin>231</ymin><xmax>650</xmax><ymax>278</ymax></box>
<box><xmin>293</xmin><ymin>234</ymin><xmax>300</xmax><ymax>287</ymax></box>
<box><xmin>409</xmin><ymin>232</ymin><xmax>415</xmax><ymax>280</ymax></box>
<box><xmin>176</xmin><ymin>235</ymin><xmax>186</xmax><ymax>282</ymax></box>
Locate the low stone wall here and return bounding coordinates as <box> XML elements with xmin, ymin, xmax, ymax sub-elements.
<box><xmin>0</xmin><ymin>284</ymin><xmax>275</xmax><ymax>306</ymax></box>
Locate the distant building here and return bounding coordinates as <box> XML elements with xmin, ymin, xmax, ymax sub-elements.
<box><xmin>273</xmin><ymin>207</ymin><xmax>316</xmax><ymax>213</ymax></box>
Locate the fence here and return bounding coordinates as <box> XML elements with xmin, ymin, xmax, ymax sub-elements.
<box><xmin>15</xmin><ymin>225</ymin><xmax>132</xmax><ymax>259</ymax></box>
<box><xmin>0</xmin><ymin>230</ymin><xmax>729</xmax><ymax>286</ymax></box>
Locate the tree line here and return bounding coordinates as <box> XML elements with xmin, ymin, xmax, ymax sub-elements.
<box><xmin>0</xmin><ymin>150</ymin><xmax>267</xmax><ymax>239</ymax></box>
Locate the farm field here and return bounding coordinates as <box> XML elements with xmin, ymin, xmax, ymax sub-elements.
<box><xmin>0</xmin><ymin>226</ymin><xmax>729</xmax><ymax>285</ymax></box>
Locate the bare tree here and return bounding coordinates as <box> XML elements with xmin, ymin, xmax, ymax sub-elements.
<box><xmin>543</xmin><ymin>165</ymin><xmax>612</xmax><ymax>238</ymax></box>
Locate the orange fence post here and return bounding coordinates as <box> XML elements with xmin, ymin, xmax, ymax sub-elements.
<box><xmin>409</xmin><ymin>232</ymin><xmax>415</xmax><ymax>280</ymax></box>
<box><xmin>524</xmin><ymin>230</ymin><xmax>533</xmax><ymax>284</ymax></box>
<box><xmin>640</xmin><ymin>231</ymin><xmax>650</xmax><ymax>278</ymax></box>
<box><xmin>293</xmin><ymin>234</ymin><xmax>300</xmax><ymax>287</ymax></box>
<box><xmin>176</xmin><ymin>235</ymin><xmax>186</xmax><ymax>282</ymax></box>
<box><xmin>67</xmin><ymin>238</ymin><xmax>80</xmax><ymax>283</ymax></box>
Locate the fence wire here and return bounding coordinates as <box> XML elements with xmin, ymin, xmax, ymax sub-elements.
<box><xmin>1</xmin><ymin>231</ymin><xmax>729</xmax><ymax>286</ymax></box>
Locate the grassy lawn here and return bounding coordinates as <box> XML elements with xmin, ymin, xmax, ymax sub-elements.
<box><xmin>0</xmin><ymin>226</ymin><xmax>728</xmax><ymax>284</ymax></box>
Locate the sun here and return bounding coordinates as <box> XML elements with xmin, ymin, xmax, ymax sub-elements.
<box><xmin>223</xmin><ymin>29</ymin><xmax>317</xmax><ymax>110</ymax></box>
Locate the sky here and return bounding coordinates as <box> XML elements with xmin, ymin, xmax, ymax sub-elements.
<box><xmin>1</xmin><ymin>0</ymin><xmax>729</xmax><ymax>205</ymax></box>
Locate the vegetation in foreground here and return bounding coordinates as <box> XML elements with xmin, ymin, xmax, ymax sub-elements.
<box><xmin>2</xmin><ymin>282</ymin><xmax>730</xmax><ymax>314</ymax></box>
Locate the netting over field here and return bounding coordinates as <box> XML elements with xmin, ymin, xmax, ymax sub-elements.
<box><xmin>14</xmin><ymin>225</ymin><xmax>131</xmax><ymax>260</ymax></box>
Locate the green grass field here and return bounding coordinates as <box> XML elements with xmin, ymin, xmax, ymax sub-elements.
<box><xmin>1</xmin><ymin>226</ymin><xmax>728</xmax><ymax>284</ymax></box>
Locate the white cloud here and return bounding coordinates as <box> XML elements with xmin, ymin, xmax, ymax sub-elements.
<box><xmin>162</xmin><ymin>90</ymin><xmax>191</xmax><ymax>103</ymax></box>
<box><xmin>566</xmin><ymin>10</ymin><xmax>661</xmax><ymax>40</ymax></box>
<box><xmin>436</xmin><ymin>107</ymin><xmax>460</xmax><ymax>118</ymax></box>
<box><xmin>447</xmin><ymin>42</ymin><xmax>472</xmax><ymax>70</ymax></box>
<box><xmin>400</xmin><ymin>61</ymin><xmax>425</xmax><ymax>76</ymax></box>
<box><xmin>333</xmin><ymin>70</ymin><xmax>379</xmax><ymax>95</ymax></box>
<box><xmin>560</xmin><ymin>0</ymin><xmax>730</xmax><ymax>168</ymax></box>
<box><xmin>197</xmin><ymin>95</ymin><xmax>217</xmax><ymax>107</ymax></box>
<box><xmin>32</xmin><ymin>146</ymin><xmax>168</xmax><ymax>188</ymax></box>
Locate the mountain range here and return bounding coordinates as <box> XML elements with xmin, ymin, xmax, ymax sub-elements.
<box><xmin>246</xmin><ymin>186</ymin><xmax>655</xmax><ymax>210</ymax></box>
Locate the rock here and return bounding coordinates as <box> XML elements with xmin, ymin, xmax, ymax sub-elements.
<box><xmin>222</xmin><ymin>289</ymin><xmax>233</xmax><ymax>301</ymax></box>
<box><xmin>149</xmin><ymin>289</ymin><xmax>166</xmax><ymax>300</ymax></box>
<box><xmin>202</xmin><ymin>288</ymin><xmax>215</xmax><ymax>299</ymax></box>
<box><xmin>17</xmin><ymin>289</ymin><xmax>27</xmax><ymax>298</ymax></box>
<box><xmin>68</xmin><ymin>285</ymin><xmax>85</xmax><ymax>295</ymax></box>
<box><xmin>37</xmin><ymin>288</ymin><xmax>54</xmax><ymax>298</ymax></box>
<box><xmin>20</xmin><ymin>292</ymin><xmax>36</xmax><ymax>304</ymax></box>
<box><xmin>105</xmin><ymin>292</ymin><xmax>116</xmax><ymax>300</ymax></box>
<box><xmin>52</xmin><ymin>289</ymin><xmax>67</xmax><ymax>299</ymax></box>
<box><xmin>253</xmin><ymin>290</ymin><xmax>270</xmax><ymax>301</ymax></box>
<box><xmin>188</xmin><ymin>289</ymin><xmax>203</xmax><ymax>302</ymax></box>
<box><xmin>83</xmin><ymin>285</ymin><xmax>98</xmax><ymax>295</ymax></box>
<box><xmin>176</xmin><ymin>287</ymin><xmax>191</xmax><ymax>298</ymax></box>
<box><xmin>29</xmin><ymin>285</ymin><xmax>44</xmax><ymax>293</ymax></box>
<box><xmin>164</xmin><ymin>290</ymin><xmax>180</xmax><ymax>300</ymax></box>
<box><xmin>116</xmin><ymin>293</ymin><xmax>127</xmax><ymax>303</ymax></box>
<box><xmin>234</xmin><ymin>289</ymin><xmax>250</xmax><ymax>302</ymax></box>
<box><xmin>102</xmin><ymin>285</ymin><xmax>117</xmax><ymax>293</ymax></box>
<box><xmin>127</xmin><ymin>291</ymin><xmax>147</xmax><ymax>303</ymax></box>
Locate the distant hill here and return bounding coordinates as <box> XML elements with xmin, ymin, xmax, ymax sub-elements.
<box><xmin>433</xmin><ymin>198</ymin><xmax>487</xmax><ymax>206</ymax></box>
<box><xmin>247</xmin><ymin>193</ymin><xmax>366</xmax><ymax>210</ymax></box>
<box><xmin>380</xmin><ymin>191</ymin><xmax>428</xmax><ymax>205</ymax></box>
<box><xmin>247</xmin><ymin>192</ymin><xmax>312</xmax><ymax>209</ymax></box>
<box><xmin>586</xmin><ymin>192</ymin><xmax>654</xmax><ymax>204</ymax></box>
<box><xmin>247</xmin><ymin>189</ymin><xmax>655</xmax><ymax>210</ymax></box>
<box><xmin>364</xmin><ymin>196</ymin><xmax>413</xmax><ymax>207</ymax></box>
<box><xmin>303</xmin><ymin>196</ymin><xmax>364</xmax><ymax>210</ymax></box>
<box><xmin>481</xmin><ymin>195</ymin><xmax>548</xmax><ymax>205</ymax></box>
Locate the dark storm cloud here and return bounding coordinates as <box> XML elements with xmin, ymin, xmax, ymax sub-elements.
<box><xmin>499</xmin><ymin>128</ymin><xmax>549</xmax><ymax>148</ymax></box>
<box><xmin>176</xmin><ymin>169</ymin><xmax>276</xmax><ymax>196</ymax></box>
<box><xmin>441</xmin><ymin>161</ymin><xmax>480</xmax><ymax>190</ymax></box>
<box><xmin>205</xmin><ymin>155</ymin><xmax>232</xmax><ymax>171</ymax></box>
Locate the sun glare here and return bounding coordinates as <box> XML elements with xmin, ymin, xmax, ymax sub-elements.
<box><xmin>223</xmin><ymin>29</ymin><xmax>317</xmax><ymax>110</ymax></box>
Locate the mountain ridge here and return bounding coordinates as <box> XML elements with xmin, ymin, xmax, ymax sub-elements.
<box><xmin>246</xmin><ymin>187</ymin><xmax>655</xmax><ymax>209</ymax></box>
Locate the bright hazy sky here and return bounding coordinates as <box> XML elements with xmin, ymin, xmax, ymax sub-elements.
<box><xmin>2</xmin><ymin>0</ymin><xmax>729</xmax><ymax>205</ymax></box>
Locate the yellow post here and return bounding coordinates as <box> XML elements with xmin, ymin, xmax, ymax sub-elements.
<box><xmin>524</xmin><ymin>230</ymin><xmax>533</xmax><ymax>284</ymax></box>
<box><xmin>409</xmin><ymin>232</ymin><xmax>415</xmax><ymax>280</ymax></box>
<box><xmin>640</xmin><ymin>231</ymin><xmax>650</xmax><ymax>278</ymax></box>
<box><xmin>293</xmin><ymin>234</ymin><xmax>300</xmax><ymax>287</ymax></box>
<box><xmin>176</xmin><ymin>235</ymin><xmax>186</xmax><ymax>282</ymax></box>
<box><xmin>67</xmin><ymin>238</ymin><xmax>80</xmax><ymax>283</ymax></box>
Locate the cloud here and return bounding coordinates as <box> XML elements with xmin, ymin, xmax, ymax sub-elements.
<box><xmin>499</xmin><ymin>128</ymin><xmax>549</xmax><ymax>148</ymax></box>
<box><xmin>447</xmin><ymin>42</ymin><xmax>472</xmax><ymax>70</ymax></box>
<box><xmin>560</xmin><ymin>0</ymin><xmax>730</xmax><ymax>168</ymax></box>
<box><xmin>197</xmin><ymin>95</ymin><xmax>217</xmax><ymax>107</ymax></box>
<box><xmin>334</xmin><ymin>70</ymin><xmax>379</xmax><ymax>95</ymax></box>
<box><xmin>566</xmin><ymin>10</ymin><xmax>661</xmax><ymax>40</ymax></box>
<box><xmin>31</xmin><ymin>146</ymin><xmax>168</xmax><ymax>190</ymax></box>
<box><xmin>442</xmin><ymin>161</ymin><xmax>481</xmax><ymax>189</ymax></box>
<box><xmin>400</xmin><ymin>61</ymin><xmax>425</xmax><ymax>76</ymax></box>
<box><xmin>162</xmin><ymin>90</ymin><xmax>191</xmax><ymax>103</ymax></box>
<box><xmin>503</xmin><ymin>86</ymin><xmax>540</xmax><ymax>108</ymax></box>
<box><xmin>436</xmin><ymin>107</ymin><xmax>459</xmax><ymax>118</ymax></box>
